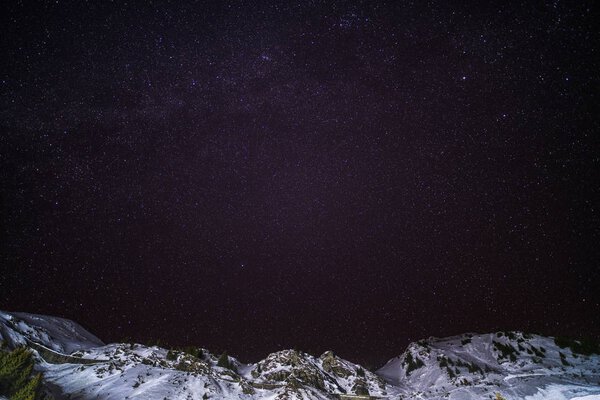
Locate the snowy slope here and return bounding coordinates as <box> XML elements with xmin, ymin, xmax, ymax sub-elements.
<box><xmin>1</xmin><ymin>310</ymin><xmax>600</xmax><ymax>399</ymax></box>
<box><xmin>0</xmin><ymin>310</ymin><xmax>387</xmax><ymax>399</ymax></box>
<box><xmin>0</xmin><ymin>310</ymin><xmax>103</xmax><ymax>353</ymax></box>
<box><xmin>377</xmin><ymin>332</ymin><xmax>600</xmax><ymax>399</ymax></box>
<box><xmin>245</xmin><ymin>349</ymin><xmax>398</xmax><ymax>398</ymax></box>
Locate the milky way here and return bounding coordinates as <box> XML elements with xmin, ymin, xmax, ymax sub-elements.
<box><xmin>1</xmin><ymin>1</ymin><xmax>598</xmax><ymax>367</ymax></box>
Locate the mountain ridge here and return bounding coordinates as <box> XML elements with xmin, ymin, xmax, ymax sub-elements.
<box><xmin>1</xmin><ymin>310</ymin><xmax>599</xmax><ymax>399</ymax></box>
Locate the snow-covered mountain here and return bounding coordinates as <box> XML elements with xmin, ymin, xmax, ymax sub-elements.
<box><xmin>1</xmin><ymin>310</ymin><xmax>599</xmax><ymax>399</ymax></box>
<box><xmin>377</xmin><ymin>332</ymin><xmax>600</xmax><ymax>399</ymax></box>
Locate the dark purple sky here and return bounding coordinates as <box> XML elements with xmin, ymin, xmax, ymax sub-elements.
<box><xmin>1</xmin><ymin>1</ymin><xmax>598</xmax><ymax>368</ymax></box>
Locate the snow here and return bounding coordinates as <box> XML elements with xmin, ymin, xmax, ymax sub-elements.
<box><xmin>2</xmin><ymin>311</ymin><xmax>599</xmax><ymax>399</ymax></box>
<box><xmin>376</xmin><ymin>332</ymin><xmax>600</xmax><ymax>399</ymax></box>
<box><xmin>523</xmin><ymin>384</ymin><xmax>600</xmax><ymax>400</ymax></box>
<box><xmin>0</xmin><ymin>310</ymin><xmax>103</xmax><ymax>353</ymax></box>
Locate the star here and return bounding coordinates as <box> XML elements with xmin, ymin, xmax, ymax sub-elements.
<box><xmin>1</xmin><ymin>0</ymin><xmax>597</xmax><ymax>367</ymax></box>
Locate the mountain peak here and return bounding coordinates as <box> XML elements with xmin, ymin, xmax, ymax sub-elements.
<box><xmin>1</xmin><ymin>311</ymin><xmax>599</xmax><ymax>399</ymax></box>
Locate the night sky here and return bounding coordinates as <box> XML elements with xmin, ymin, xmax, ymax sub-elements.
<box><xmin>1</xmin><ymin>1</ymin><xmax>598</xmax><ymax>368</ymax></box>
